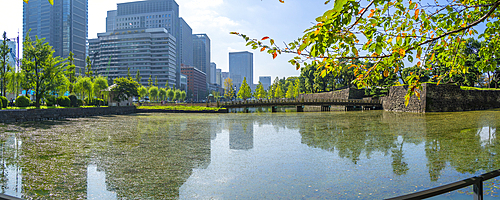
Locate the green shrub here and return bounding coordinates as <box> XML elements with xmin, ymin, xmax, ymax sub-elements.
<box><xmin>69</xmin><ymin>94</ymin><xmax>78</xmax><ymax>107</ymax></box>
<box><xmin>0</xmin><ymin>96</ymin><xmax>7</xmax><ymax>108</ymax></box>
<box><xmin>56</xmin><ymin>96</ymin><xmax>71</xmax><ymax>107</ymax></box>
<box><xmin>45</xmin><ymin>95</ymin><xmax>56</xmax><ymax>106</ymax></box>
<box><xmin>15</xmin><ymin>96</ymin><xmax>30</xmax><ymax>107</ymax></box>
<box><xmin>76</xmin><ymin>99</ymin><xmax>84</xmax><ymax>107</ymax></box>
<box><xmin>84</xmin><ymin>97</ymin><xmax>105</xmax><ymax>106</ymax></box>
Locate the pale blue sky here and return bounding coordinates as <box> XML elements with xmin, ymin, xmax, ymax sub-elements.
<box><xmin>0</xmin><ymin>0</ymin><xmax>333</xmax><ymax>84</ymax></box>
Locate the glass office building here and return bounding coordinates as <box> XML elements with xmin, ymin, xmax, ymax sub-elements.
<box><xmin>23</xmin><ymin>0</ymin><xmax>88</xmax><ymax>72</ymax></box>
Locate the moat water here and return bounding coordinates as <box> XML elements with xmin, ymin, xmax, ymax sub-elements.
<box><xmin>0</xmin><ymin>110</ymin><xmax>499</xmax><ymax>199</ymax></box>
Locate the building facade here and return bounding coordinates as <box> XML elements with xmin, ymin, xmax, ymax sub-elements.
<box><xmin>106</xmin><ymin>0</ymin><xmax>182</xmax><ymax>88</ymax></box>
<box><xmin>210</xmin><ymin>62</ymin><xmax>217</xmax><ymax>84</ymax></box>
<box><xmin>88</xmin><ymin>28</ymin><xmax>177</xmax><ymax>88</ymax></box>
<box><xmin>181</xmin><ymin>65</ymin><xmax>206</xmax><ymax>102</ymax></box>
<box><xmin>221</xmin><ymin>72</ymin><xmax>230</xmax><ymax>88</ymax></box>
<box><xmin>229</xmin><ymin>51</ymin><xmax>253</xmax><ymax>90</ymax></box>
<box><xmin>216</xmin><ymin>68</ymin><xmax>222</xmax><ymax>86</ymax></box>
<box><xmin>192</xmin><ymin>34</ymin><xmax>211</xmax><ymax>84</ymax></box>
<box><xmin>23</xmin><ymin>0</ymin><xmax>88</xmax><ymax>72</ymax></box>
<box><xmin>179</xmin><ymin>18</ymin><xmax>193</xmax><ymax>67</ymax></box>
<box><xmin>259</xmin><ymin>76</ymin><xmax>272</xmax><ymax>90</ymax></box>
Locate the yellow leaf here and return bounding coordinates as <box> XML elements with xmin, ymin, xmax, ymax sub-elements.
<box><xmin>314</xmin><ymin>29</ymin><xmax>320</xmax><ymax>36</ymax></box>
<box><xmin>387</xmin><ymin>37</ymin><xmax>393</xmax><ymax>43</ymax></box>
<box><xmin>461</xmin><ymin>23</ymin><xmax>466</xmax><ymax>28</ymax></box>
<box><xmin>384</xmin><ymin>70</ymin><xmax>389</xmax><ymax>77</ymax></box>
<box><xmin>24</xmin><ymin>0</ymin><xmax>29</xmax><ymax>3</ymax></box>
<box><xmin>417</xmin><ymin>61</ymin><xmax>421</xmax><ymax>66</ymax></box>
<box><xmin>431</xmin><ymin>53</ymin><xmax>435</xmax><ymax>60</ymax></box>
<box><xmin>414</xmin><ymin>9</ymin><xmax>420</xmax><ymax>20</ymax></box>
<box><xmin>396</xmin><ymin>35</ymin><xmax>401</xmax><ymax>43</ymax></box>
<box><xmin>358</xmin><ymin>8</ymin><xmax>365</xmax><ymax>15</ymax></box>
<box><xmin>399</xmin><ymin>49</ymin><xmax>406</xmax><ymax>57</ymax></box>
<box><xmin>48</xmin><ymin>0</ymin><xmax>53</xmax><ymax>5</ymax></box>
<box><xmin>394</xmin><ymin>66</ymin><xmax>399</xmax><ymax>73</ymax></box>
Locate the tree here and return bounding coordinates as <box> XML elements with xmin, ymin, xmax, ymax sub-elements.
<box><xmin>274</xmin><ymin>84</ymin><xmax>284</xmax><ymax>99</ymax></box>
<box><xmin>135</xmin><ymin>70</ymin><xmax>141</xmax><ymax>84</ymax></box>
<box><xmin>237</xmin><ymin>77</ymin><xmax>252</xmax><ymax>100</ymax></box>
<box><xmin>159</xmin><ymin>88</ymin><xmax>167</xmax><ymax>101</ymax></box>
<box><xmin>93</xmin><ymin>76</ymin><xmax>109</xmax><ymax>99</ymax></box>
<box><xmin>85</xmin><ymin>56</ymin><xmax>93</xmax><ymax>78</ymax></box>
<box><xmin>148</xmin><ymin>75</ymin><xmax>153</xmax><ymax>88</ymax></box>
<box><xmin>67</xmin><ymin>52</ymin><xmax>76</xmax><ymax>93</ymax></box>
<box><xmin>127</xmin><ymin>67</ymin><xmax>132</xmax><ymax>80</ymax></box>
<box><xmin>75</xmin><ymin>76</ymin><xmax>93</xmax><ymax>100</ymax></box>
<box><xmin>111</xmin><ymin>77</ymin><xmax>139</xmax><ymax>102</ymax></box>
<box><xmin>254</xmin><ymin>81</ymin><xmax>267</xmax><ymax>99</ymax></box>
<box><xmin>294</xmin><ymin>78</ymin><xmax>300</xmax><ymax>98</ymax></box>
<box><xmin>174</xmin><ymin>89</ymin><xmax>181</xmax><ymax>101</ymax></box>
<box><xmin>285</xmin><ymin>80</ymin><xmax>295</xmax><ymax>99</ymax></box>
<box><xmin>223</xmin><ymin>78</ymin><xmax>235</xmax><ymax>100</ymax></box>
<box><xmin>138</xmin><ymin>86</ymin><xmax>148</xmax><ymax>101</ymax></box>
<box><xmin>7</xmin><ymin>71</ymin><xmax>23</xmax><ymax>98</ymax></box>
<box><xmin>0</xmin><ymin>32</ymin><xmax>12</xmax><ymax>96</ymax></box>
<box><xmin>233</xmin><ymin>0</ymin><xmax>500</xmax><ymax>105</ymax></box>
<box><xmin>167</xmin><ymin>88</ymin><xmax>174</xmax><ymax>101</ymax></box>
<box><xmin>21</xmin><ymin>33</ymin><xmax>67</xmax><ymax>107</ymax></box>
<box><xmin>149</xmin><ymin>86</ymin><xmax>159</xmax><ymax>102</ymax></box>
<box><xmin>154</xmin><ymin>76</ymin><xmax>158</xmax><ymax>86</ymax></box>
<box><xmin>180</xmin><ymin>90</ymin><xmax>186</xmax><ymax>101</ymax></box>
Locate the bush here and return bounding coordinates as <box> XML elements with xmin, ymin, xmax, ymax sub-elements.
<box><xmin>84</xmin><ymin>97</ymin><xmax>105</xmax><ymax>106</ymax></box>
<box><xmin>56</xmin><ymin>96</ymin><xmax>71</xmax><ymax>107</ymax></box>
<box><xmin>76</xmin><ymin>99</ymin><xmax>84</xmax><ymax>107</ymax></box>
<box><xmin>0</xmin><ymin>96</ymin><xmax>7</xmax><ymax>108</ymax></box>
<box><xmin>69</xmin><ymin>94</ymin><xmax>78</xmax><ymax>107</ymax></box>
<box><xmin>45</xmin><ymin>95</ymin><xmax>56</xmax><ymax>106</ymax></box>
<box><xmin>15</xmin><ymin>96</ymin><xmax>30</xmax><ymax>107</ymax></box>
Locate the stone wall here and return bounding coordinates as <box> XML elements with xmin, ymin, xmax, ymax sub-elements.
<box><xmin>383</xmin><ymin>83</ymin><xmax>500</xmax><ymax>112</ymax></box>
<box><xmin>0</xmin><ymin>106</ymin><xmax>136</xmax><ymax>123</ymax></box>
<box><xmin>298</xmin><ymin>88</ymin><xmax>366</xmax><ymax>101</ymax></box>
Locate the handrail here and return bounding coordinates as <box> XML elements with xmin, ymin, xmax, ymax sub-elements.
<box><xmin>385</xmin><ymin>169</ymin><xmax>500</xmax><ymax>200</ymax></box>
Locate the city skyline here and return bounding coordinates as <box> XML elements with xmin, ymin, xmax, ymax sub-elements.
<box><xmin>1</xmin><ymin>0</ymin><xmax>333</xmax><ymax>84</ymax></box>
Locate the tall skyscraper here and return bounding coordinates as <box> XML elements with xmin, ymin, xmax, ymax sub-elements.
<box><xmin>179</xmin><ymin>18</ymin><xmax>193</xmax><ymax>67</ymax></box>
<box><xmin>210</xmin><ymin>62</ymin><xmax>217</xmax><ymax>84</ymax></box>
<box><xmin>229</xmin><ymin>51</ymin><xmax>253</xmax><ymax>90</ymax></box>
<box><xmin>106</xmin><ymin>0</ymin><xmax>181</xmax><ymax>88</ymax></box>
<box><xmin>23</xmin><ymin>0</ymin><xmax>88</xmax><ymax>71</ymax></box>
<box><xmin>193</xmin><ymin>34</ymin><xmax>211</xmax><ymax>84</ymax></box>
<box><xmin>259</xmin><ymin>76</ymin><xmax>272</xmax><ymax>90</ymax></box>
<box><xmin>216</xmin><ymin>69</ymin><xmax>222</xmax><ymax>86</ymax></box>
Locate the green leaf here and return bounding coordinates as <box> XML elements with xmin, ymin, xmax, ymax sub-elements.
<box><xmin>333</xmin><ymin>0</ymin><xmax>348</xmax><ymax>12</ymax></box>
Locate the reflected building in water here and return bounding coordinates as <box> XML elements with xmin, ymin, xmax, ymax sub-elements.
<box><xmin>229</xmin><ymin>122</ymin><xmax>254</xmax><ymax>150</ymax></box>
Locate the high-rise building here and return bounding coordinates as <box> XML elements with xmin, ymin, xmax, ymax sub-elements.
<box><xmin>23</xmin><ymin>0</ymin><xmax>88</xmax><ymax>72</ymax></box>
<box><xmin>181</xmin><ymin>65</ymin><xmax>206</xmax><ymax>101</ymax></box>
<box><xmin>216</xmin><ymin>69</ymin><xmax>222</xmax><ymax>86</ymax></box>
<box><xmin>259</xmin><ymin>76</ymin><xmax>272</xmax><ymax>90</ymax></box>
<box><xmin>221</xmin><ymin>72</ymin><xmax>230</xmax><ymax>88</ymax></box>
<box><xmin>6</xmin><ymin>40</ymin><xmax>17</xmax><ymax>71</ymax></box>
<box><xmin>106</xmin><ymin>10</ymin><xmax>117</xmax><ymax>32</ymax></box>
<box><xmin>210</xmin><ymin>62</ymin><xmax>217</xmax><ymax>84</ymax></box>
<box><xmin>229</xmin><ymin>51</ymin><xmax>253</xmax><ymax>90</ymax></box>
<box><xmin>89</xmin><ymin>28</ymin><xmax>177</xmax><ymax>87</ymax></box>
<box><xmin>179</xmin><ymin>18</ymin><xmax>193</xmax><ymax>67</ymax></box>
<box><xmin>106</xmin><ymin>0</ymin><xmax>181</xmax><ymax>88</ymax></box>
<box><xmin>193</xmin><ymin>34</ymin><xmax>211</xmax><ymax>83</ymax></box>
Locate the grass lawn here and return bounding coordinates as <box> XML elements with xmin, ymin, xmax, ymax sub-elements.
<box><xmin>460</xmin><ymin>86</ymin><xmax>500</xmax><ymax>91</ymax></box>
<box><xmin>137</xmin><ymin>105</ymin><xmax>222</xmax><ymax>111</ymax></box>
<box><xmin>2</xmin><ymin>106</ymin><xmax>108</xmax><ymax>110</ymax></box>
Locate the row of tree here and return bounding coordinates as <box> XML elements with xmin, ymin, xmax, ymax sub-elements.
<box><xmin>138</xmin><ymin>85</ymin><xmax>186</xmax><ymax>102</ymax></box>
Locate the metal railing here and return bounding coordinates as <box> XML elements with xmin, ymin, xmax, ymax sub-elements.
<box><xmin>385</xmin><ymin>169</ymin><xmax>500</xmax><ymax>200</ymax></box>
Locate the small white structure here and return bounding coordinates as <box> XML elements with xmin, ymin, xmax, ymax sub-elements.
<box><xmin>103</xmin><ymin>84</ymin><xmax>133</xmax><ymax>106</ymax></box>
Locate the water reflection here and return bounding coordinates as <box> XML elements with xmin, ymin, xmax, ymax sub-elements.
<box><xmin>0</xmin><ymin>111</ymin><xmax>498</xmax><ymax>199</ymax></box>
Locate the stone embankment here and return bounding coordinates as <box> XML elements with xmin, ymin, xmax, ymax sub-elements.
<box><xmin>0</xmin><ymin>106</ymin><xmax>136</xmax><ymax>123</ymax></box>
<box><xmin>383</xmin><ymin>83</ymin><xmax>500</xmax><ymax>112</ymax></box>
